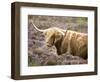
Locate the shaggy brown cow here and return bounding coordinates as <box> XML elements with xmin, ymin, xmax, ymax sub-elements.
<box><xmin>31</xmin><ymin>21</ymin><xmax>88</xmax><ymax>59</ymax></box>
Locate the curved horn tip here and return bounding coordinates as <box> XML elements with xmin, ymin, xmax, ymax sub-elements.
<box><xmin>30</xmin><ymin>20</ymin><xmax>44</xmax><ymax>32</ymax></box>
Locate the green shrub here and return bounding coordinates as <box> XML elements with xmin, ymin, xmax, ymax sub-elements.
<box><xmin>47</xmin><ymin>60</ymin><xmax>57</xmax><ymax>65</ymax></box>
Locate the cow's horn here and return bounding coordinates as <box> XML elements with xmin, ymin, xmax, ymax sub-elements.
<box><xmin>30</xmin><ymin>20</ymin><xmax>45</xmax><ymax>32</ymax></box>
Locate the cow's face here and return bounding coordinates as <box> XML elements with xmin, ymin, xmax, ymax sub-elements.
<box><xmin>43</xmin><ymin>28</ymin><xmax>64</xmax><ymax>47</ymax></box>
<box><xmin>43</xmin><ymin>29</ymin><xmax>55</xmax><ymax>47</ymax></box>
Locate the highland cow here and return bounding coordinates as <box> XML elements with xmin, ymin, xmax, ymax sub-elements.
<box><xmin>30</xmin><ymin>20</ymin><xmax>88</xmax><ymax>59</ymax></box>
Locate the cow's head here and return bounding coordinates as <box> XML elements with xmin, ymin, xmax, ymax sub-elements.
<box><xmin>30</xmin><ymin>20</ymin><xmax>65</xmax><ymax>47</ymax></box>
<box><xmin>43</xmin><ymin>28</ymin><xmax>65</xmax><ymax>47</ymax></box>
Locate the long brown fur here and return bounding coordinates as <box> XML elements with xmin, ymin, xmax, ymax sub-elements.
<box><xmin>61</xmin><ymin>30</ymin><xmax>88</xmax><ymax>59</ymax></box>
